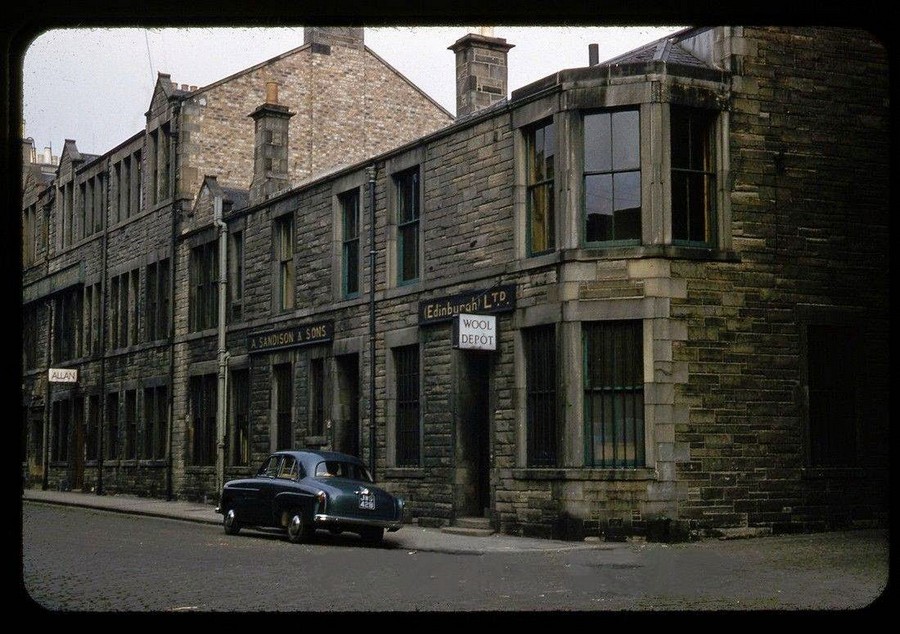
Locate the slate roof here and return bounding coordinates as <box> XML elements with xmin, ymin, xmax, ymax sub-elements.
<box><xmin>602</xmin><ymin>28</ymin><xmax>713</xmax><ymax>69</ymax></box>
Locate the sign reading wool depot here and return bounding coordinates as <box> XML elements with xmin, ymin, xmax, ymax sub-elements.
<box><xmin>247</xmin><ymin>321</ymin><xmax>334</xmax><ymax>354</ymax></box>
<box><xmin>454</xmin><ymin>314</ymin><xmax>497</xmax><ymax>350</ymax></box>
<box><xmin>419</xmin><ymin>284</ymin><xmax>516</xmax><ymax>325</ymax></box>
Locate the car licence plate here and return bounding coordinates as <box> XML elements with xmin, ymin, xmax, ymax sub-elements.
<box><xmin>359</xmin><ymin>493</ymin><xmax>375</xmax><ymax>510</ymax></box>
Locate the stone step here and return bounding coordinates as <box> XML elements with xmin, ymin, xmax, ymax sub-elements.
<box><xmin>441</xmin><ymin>515</ymin><xmax>495</xmax><ymax>537</ymax></box>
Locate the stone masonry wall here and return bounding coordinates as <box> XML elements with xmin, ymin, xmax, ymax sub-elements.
<box><xmin>672</xmin><ymin>27</ymin><xmax>889</xmax><ymax>532</ymax></box>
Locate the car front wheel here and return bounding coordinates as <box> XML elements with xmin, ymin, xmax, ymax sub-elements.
<box><xmin>287</xmin><ymin>512</ymin><xmax>314</xmax><ymax>544</ymax></box>
<box><xmin>223</xmin><ymin>509</ymin><xmax>241</xmax><ymax>535</ymax></box>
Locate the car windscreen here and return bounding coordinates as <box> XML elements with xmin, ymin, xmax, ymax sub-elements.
<box><xmin>314</xmin><ymin>460</ymin><xmax>373</xmax><ymax>482</ymax></box>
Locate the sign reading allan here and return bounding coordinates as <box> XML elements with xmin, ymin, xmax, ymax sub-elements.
<box><xmin>247</xmin><ymin>321</ymin><xmax>334</xmax><ymax>354</ymax></box>
<box><xmin>419</xmin><ymin>284</ymin><xmax>516</xmax><ymax>325</ymax></box>
<box><xmin>454</xmin><ymin>314</ymin><xmax>497</xmax><ymax>350</ymax></box>
<box><xmin>48</xmin><ymin>368</ymin><xmax>78</xmax><ymax>383</ymax></box>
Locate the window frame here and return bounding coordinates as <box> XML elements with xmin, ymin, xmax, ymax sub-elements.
<box><xmin>190</xmin><ymin>374</ymin><xmax>217</xmax><ymax>467</ymax></box>
<box><xmin>394</xmin><ymin>166</ymin><xmax>421</xmax><ymax>285</ymax></box>
<box><xmin>525</xmin><ymin>324</ymin><xmax>559</xmax><ymax>467</ymax></box>
<box><xmin>274</xmin><ymin>214</ymin><xmax>295</xmax><ymax>312</ymax></box>
<box><xmin>582</xmin><ymin>320</ymin><xmax>646</xmax><ymax>469</ymax></box>
<box><xmin>394</xmin><ymin>344</ymin><xmax>421</xmax><ymax>467</ymax></box>
<box><xmin>581</xmin><ymin>107</ymin><xmax>643</xmax><ymax>247</ymax></box>
<box><xmin>525</xmin><ymin>118</ymin><xmax>557</xmax><ymax>256</ymax></box>
<box><xmin>339</xmin><ymin>188</ymin><xmax>361</xmax><ymax>298</ymax></box>
<box><xmin>189</xmin><ymin>241</ymin><xmax>218</xmax><ymax>332</ymax></box>
<box><xmin>670</xmin><ymin>104</ymin><xmax>718</xmax><ymax>247</ymax></box>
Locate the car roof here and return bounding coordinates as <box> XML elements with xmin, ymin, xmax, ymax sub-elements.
<box><xmin>273</xmin><ymin>449</ymin><xmax>366</xmax><ymax>467</ymax></box>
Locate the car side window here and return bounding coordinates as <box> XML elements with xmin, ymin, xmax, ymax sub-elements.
<box><xmin>316</xmin><ymin>461</ymin><xmax>343</xmax><ymax>477</ymax></box>
<box><xmin>263</xmin><ymin>456</ymin><xmax>281</xmax><ymax>478</ymax></box>
<box><xmin>278</xmin><ymin>456</ymin><xmax>299</xmax><ymax>480</ymax></box>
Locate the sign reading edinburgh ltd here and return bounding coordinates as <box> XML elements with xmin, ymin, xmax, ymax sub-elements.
<box><xmin>247</xmin><ymin>321</ymin><xmax>333</xmax><ymax>354</ymax></box>
<box><xmin>419</xmin><ymin>284</ymin><xmax>516</xmax><ymax>325</ymax></box>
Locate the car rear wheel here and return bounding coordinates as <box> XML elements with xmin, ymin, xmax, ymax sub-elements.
<box><xmin>223</xmin><ymin>509</ymin><xmax>241</xmax><ymax>535</ymax></box>
<box><xmin>287</xmin><ymin>512</ymin><xmax>314</xmax><ymax>544</ymax></box>
<box><xmin>360</xmin><ymin>526</ymin><xmax>384</xmax><ymax>546</ymax></box>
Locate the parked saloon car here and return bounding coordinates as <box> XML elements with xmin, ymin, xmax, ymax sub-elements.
<box><xmin>216</xmin><ymin>450</ymin><xmax>404</xmax><ymax>545</ymax></box>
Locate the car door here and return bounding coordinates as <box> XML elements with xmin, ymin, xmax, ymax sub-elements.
<box><xmin>243</xmin><ymin>454</ymin><xmax>282</xmax><ymax>526</ymax></box>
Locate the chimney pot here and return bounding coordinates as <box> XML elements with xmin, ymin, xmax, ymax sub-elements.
<box><xmin>266</xmin><ymin>81</ymin><xmax>279</xmax><ymax>104</ymax></box>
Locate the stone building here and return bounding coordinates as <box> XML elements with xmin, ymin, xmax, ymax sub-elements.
<box><xmin>21</xmin><ymin>27</ymin><xmax>453</xmax><ymax>499</ymax></box>
<box><xmin>22</xmin><ymin>26</ymin><xmax>889</xmax><ymax>540</ymax></box>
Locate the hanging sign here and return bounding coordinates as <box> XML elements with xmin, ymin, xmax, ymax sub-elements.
<box><xmin>48</xmin><ymin>368</ymin><xmax>78</xmax><ymax>383</ymax></box>
<box><xmin>453</xmin><ymin>314</ymin><xmax>497</xmax><ymax>351</ymax></box>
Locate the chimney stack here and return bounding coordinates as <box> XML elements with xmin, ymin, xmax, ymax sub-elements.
<box><xmin>248</xmin><ymin>81</ymin><xmax>295</xmax><ymax>205</ymax></box>
<box><xmin>449</xmin><ymin>30</ymin><xmax>514</xmax><ymax>118</ymax></box>
<box><xmin>589</xmin><ymin>43</ymin><xmax>599</xmax><ymax>66</ymax></box>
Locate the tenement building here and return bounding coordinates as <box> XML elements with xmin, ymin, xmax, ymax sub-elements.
<box><xmin>22</xmin><ymin>26</ymin><xmax>889</xmax><ymax>539</ymax></box>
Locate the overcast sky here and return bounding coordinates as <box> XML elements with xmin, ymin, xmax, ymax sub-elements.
<box><xmin>21</xmin><ymin>25</ymin><xmax>686</xmax><ymax>157</ymax></box>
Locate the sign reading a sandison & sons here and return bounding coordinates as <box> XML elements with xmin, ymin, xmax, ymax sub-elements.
<box><xmin>419</xmin><ymin>284</ymin><xmax>516</xmax><ymax>325</ymax></box>
<box><xmin>247</xmin><ymin>321</ymin><xmax>334</xmax><ymax>354</ymax></box>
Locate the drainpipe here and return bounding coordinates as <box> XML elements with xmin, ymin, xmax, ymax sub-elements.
<box><xmin>166</xmin><ymin>100</ymin><xmax>182</xmax><ymax>501</ymax></box>
<box><xmin>214</xmin><ymin>193</ymin><xmax>229</xmax><ymax>501</ymax></box>
<box><xmin>42</xmin><ymin>297</ymin><xmax>52</xmax><ymax>491</ymax></box>
<box><xmin>366</xmin><ymin>165</ymin><xmax>377</xmax><ymax>479</ymax></box>
<box><xmin>97</xmin><ymin>158</ymin><xmax>110</xmax><ymax>496</ymax></box>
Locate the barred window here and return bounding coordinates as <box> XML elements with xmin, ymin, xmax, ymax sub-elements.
<box><xmin>124</xmin><ymin>390</ymin><xmax>137</xmax><ymax>460</ymax></box>
<box><xmin>274</xmin><ymin>363</ymin><xmax>293</xmax><ymax>450</ymax></box>
<box><xmin>143</xmin><ymin>386</ymin><xmax>168</xmax><ymax>460</ymax></box>
<box><xmin>309</xmin><ymin>357</ymin><xmax>325</xmax><ymax>436</ymax></box>
<box><xmin>394</xmin><ymin>345</ymin><xmax>420</xmax><ymax>467</ymax></box>
<box><xmin>145</xmin><ymin>259</ymin><xmax>170</xmax><ymax>340</ymax></box>
<box><xmin>52</xmin><ymin>286</ymin><xmax>82</xmax><ymax>363</ymax></box>
<box><xmin>106</xmin><ymin>393</ymin><xmax>119</xmax><ymax>460</ymax></box>
<box><xmin>190</xmin><ymin>242</ymin><xmax>218</xmax><ymax>332</ymax></box>
<box><xmin>526</xmin><ymin>119</ymin><xmax>555</xmax><ymax>255</ymax></box>
<box><xmin>190</xmin><ymin>374</ymin><xmax>217</xmax><ymax>466</ymax></box>
<box><xmin>525</xmin><ymin>325</ymin><xmax>558</xmax><ymax>467</ymax></box>
<box><xmin>229</xmin><ymin>370</ymin><xmax>250</xmax><ymax>466</ymax></box>
<box><xmin>51</xmin><ymin>400</ymin><xmax>70</xmax><ymax>463</ymax></box>
<box><xmin>86</xmin><ymin>394</ymin><xmax>99</xmax><ymax>462</ymax></box>
<box><xmin>583</xmin><ymin>321</ymin><xmax>645</xmax><ymax>468</ymax></box>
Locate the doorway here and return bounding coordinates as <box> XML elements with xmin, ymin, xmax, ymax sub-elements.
<box><xmin>455</xmin><ymin>352</ymin><xmax>491</xmax><ymax>517</ymax></box>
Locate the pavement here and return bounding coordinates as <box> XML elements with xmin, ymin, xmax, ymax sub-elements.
<box><xmin>21</xmin><ymin>487</ymin><xmax>608</xmax><ymax>554</ymax></box>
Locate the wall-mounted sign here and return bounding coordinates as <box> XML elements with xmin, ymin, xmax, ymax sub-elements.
<box><xmin>247</xmin><ymin>321</ymin><xmax>333</xmax><ymax>354</ymax></box>
<box><xmin>453</xmin><ymin>314</ymin><xmax>497</xmax><ymax>351</ymax></box>
<box><xmin>419</xmin><ymin>284</ymin><xmax>516</xmax><ymax>325</ymax></box>
<box><xmin>48</xmin><ymin>368</ymin><xmax>78</xmax><ymax>383</ymax></box>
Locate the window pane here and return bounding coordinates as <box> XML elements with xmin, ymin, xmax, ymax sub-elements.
<box><xmin>584</xmin><ymin>113</ymin><xmax>611</xmax><ymax>173</ymax></box>
<box><xmin>400</xmin><ymin>224</ymin><xmax>418</xmax><ymax>282</ymax></box>
<box><xmin>611</xmin><ymin>110</ymin><xmax>640</xmax><ymax>171</ymax></box>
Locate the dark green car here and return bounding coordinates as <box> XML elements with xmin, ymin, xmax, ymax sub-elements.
<box><xmin>216</xmin><ymin>450</ymin><xmax>404</xmax><ymax>546</ymax></box>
